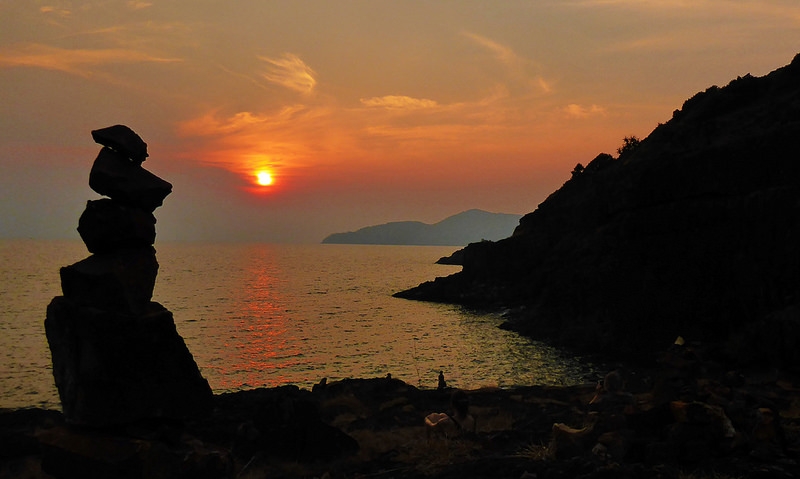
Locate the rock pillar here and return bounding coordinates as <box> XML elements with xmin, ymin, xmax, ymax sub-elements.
<box><xmin>45</xmin><ymin>125</ymin><xmax>213</xmax><ymax>426</ymax></box>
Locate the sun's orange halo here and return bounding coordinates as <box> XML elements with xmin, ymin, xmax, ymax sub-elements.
<box><xmin>255</xmin><ymin>170</ymin><xmax>273</xmax><ymax>186</ymax></box>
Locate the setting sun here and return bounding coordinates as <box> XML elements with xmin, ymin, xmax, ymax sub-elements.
<box><xmin>255</xmin><ymin>171</ymin><xmax>273</xmax><ymax>186</ymax></box>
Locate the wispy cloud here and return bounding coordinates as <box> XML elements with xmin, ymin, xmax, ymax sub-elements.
<box><xmin>561</xmin><ymin>0</ymin><xmax>800</xmax><ymax>59</ymax></box>
<box><xmin>537</xmin><ymin>77</ymin><xmax>553</xmax><ymax>94</ymax></box>
<box><xmin>39</xmin><ymin>6</ymin><xmax>71</xmax><ymax>17</ymax></box>
<box><xmin>127</xmin><ymin>1</ymin><xmax>153</xmax><ymax>10</ymax></box>
<box><xmin>562</xmin><ymin>103</ymin><xmax>606</xmax><ymax>118</ymax></box>
<box><xmin>258</xmin><ymin>53</ymin><xmax>317</xmax><ymax>95</ymax></box>
<box><xmin>564</xmin><ymin>0</ymin><xmax>800</xmax><ymax>20</ymax></box>
<box><xmin>360</xmin><ymin>95</ymin><xmax>439</xmax><ymax>110</ymax></box>
<box><xmin>462</xmin><ymin>32</ymin><xmax>521</xmax><ymax>67</ymax></box>
<box><xmin>563</xmin><ymin>0</ymin><xmax>710</xmax><ymax>8</ymax></box>
<box><xmin>0</xmin><ymin>43</ymin><xmax>181</xmax><ymax>76</ymax></box>
<box><xmin>176</xmin><ymin>107</ymin><xmax>307</xmax><ymax>137</ymax></box>
<box><xmin>462</xmin><ymin>32</ymin><xmax>551</xmax><ymax>94</ymax></box>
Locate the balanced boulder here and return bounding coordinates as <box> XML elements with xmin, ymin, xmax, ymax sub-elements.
<box><xmin>78</xmin><ymin>199</ymin><xmax>156</xmax><ymax>254</ymax></box>
<box><xmin>89</xmin><ymin>147</ymin><xmax>172</xmax><ymax>213</ymax></box>
<box><xmin>90</xmin><ymin>124</ymin><xmax>149</xmax><ymax>164</ymax></box>
<box><xmin>59</xmin><ymin>247</ymin><xmax>158</xmax><ymax>316</ymax></box>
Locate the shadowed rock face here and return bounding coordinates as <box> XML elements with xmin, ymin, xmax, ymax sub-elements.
<box><xmin>46</xmin><ymin>125</ymin><xmax>212</xmax><ymax>426</ymax></box>
<box><xmin>396</xmin><ymin>54</ymin><xmax>800</xmax><ymax>368</ymax></box>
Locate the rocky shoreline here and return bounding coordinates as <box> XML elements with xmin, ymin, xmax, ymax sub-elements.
<box><xmin>2</xmin><ymin>343</ymin><xmax>798</xmax><ymax>479</ymax></box>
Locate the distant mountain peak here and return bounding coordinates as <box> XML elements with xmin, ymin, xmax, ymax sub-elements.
<box><xmin>321</xmin><ymin>210</ymin><xmax>522</xmax><ymax>246</ymax></box>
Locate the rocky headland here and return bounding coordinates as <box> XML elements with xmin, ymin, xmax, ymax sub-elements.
<box><xmin>396</xmin><ymin>54</ymin><xmax>800</xmax><ymax>373</ymax></box>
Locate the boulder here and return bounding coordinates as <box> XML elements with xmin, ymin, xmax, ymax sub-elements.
<box><xmin>38</xmin><ymin>424</ymin><xmax>231</xmax><ymax>479</ymax></box>
<box><xmin>78</xmin><ymin>199</ymin><xmax>156</xmax><ymax>253</ymax></box>
<box><xmin>45</xmin><ymin>297</ymin><xmax>214</xmax><ymax>426</ymax></box>
<box><xmin>39</xmin><ymin>426</ymin><xmax>150</xmax><ymax>479</ymax></box>
<box><xmin>89</xmin><ymin>148</ymin><xmax>172</xmax><ymax>213</ymax></box>
<box><xmin>216</xmin><ymin>387</ymin><xmax>360</xmax><ymax>463</ymax></box>
<box><xmin>59</xmin><ymin>248</ymin><xmax>158</xmax><ymax>315</ymax></box>
<box><xmin>90</xmin><ymin>124</ymin><xmax>148</xmax><ymax>165</ymax></box>
<box><xmin>549</xmin><ymin>422</ymin><xmax>591</xmax><ymax>459</ymax></box>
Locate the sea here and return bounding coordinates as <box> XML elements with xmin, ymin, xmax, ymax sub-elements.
<box><xmin>1</xmin><ymin>239</ymin><xmax>599</xmax><ymax>410</ymax></box>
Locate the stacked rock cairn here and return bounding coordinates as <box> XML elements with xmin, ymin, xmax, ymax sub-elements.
<box><xmin>45</xmin><ymin>125</ymin><xmax>213</xmax><ymax>426</ymax></box>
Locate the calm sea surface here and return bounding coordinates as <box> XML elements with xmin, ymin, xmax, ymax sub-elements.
<box><xmin>1</xmin><ymin>239</ymin><xmax>598</xmax><ymax>410</ymax></box>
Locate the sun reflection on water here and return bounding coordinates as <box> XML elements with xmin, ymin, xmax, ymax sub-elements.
<box><xmin>204</xmin><ymin>245</ymin><xmax>312</xmax><ymax>390</ymax></box>
<box><xmin>1</xmin><ymin>241</ymin><xmax>599</xmax><ymax>409</ymax></box>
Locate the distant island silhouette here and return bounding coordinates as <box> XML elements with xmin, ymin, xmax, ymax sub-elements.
<box><xmin>321</xmin><ymin>209</ymin><xmax>521</xmax><ymax>246</ymax></box>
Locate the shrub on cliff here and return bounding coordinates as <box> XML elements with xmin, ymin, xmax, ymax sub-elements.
<box><xmin>616</xmin><ymin>136</ymin><xmax>641</xmax><ymax>158</ymax></box>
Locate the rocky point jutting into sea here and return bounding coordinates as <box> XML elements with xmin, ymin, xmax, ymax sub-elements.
<box><xmin>396</xmin><ymin>53</ymin><xmax>800</xmax><ymax>373</ymax></box>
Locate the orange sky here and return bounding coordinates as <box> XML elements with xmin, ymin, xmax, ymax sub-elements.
<box><xmin>1</xmin><ymin>1</ymin><xmax>799</xmax><ymax>242</ymax></box>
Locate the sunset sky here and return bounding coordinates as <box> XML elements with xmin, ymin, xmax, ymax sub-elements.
<box><xmin>1</xmin><ymin>1</ymin><xmax>799</xmax><ymax>243</ymax></box>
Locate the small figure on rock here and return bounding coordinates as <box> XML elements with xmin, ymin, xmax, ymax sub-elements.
<box><xmin>437</xmin><ymin>370</ymin><xmax>447</xmax><ymax>391</ymax></box>
<box><xmin>312</xmin><ymin>377</ymin><xmax>327</xmax><ymax>393</ymax></box>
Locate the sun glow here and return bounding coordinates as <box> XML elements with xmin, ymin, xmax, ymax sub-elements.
<box><xmin>255</xmin><ymin>170</ymin><xmax>273</xmax><ymax>186</ymax></box>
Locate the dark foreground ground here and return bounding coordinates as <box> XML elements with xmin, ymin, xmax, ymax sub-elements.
<box><xmin>2</xmin><ymin>346</ymin><xmax>799</xmax><ymax>479</ymax></box>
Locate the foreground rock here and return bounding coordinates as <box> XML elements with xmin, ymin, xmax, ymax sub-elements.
<box><xmin>2</xmin><ymin>351</ymin><xmax>798</xmax><ymax>479</ymax></box>
<box><xmin>45</xmin><ymin>125</ymin><xmax>212</xmax><ymax>426</ymax></box>
<box><xmin>45</xmin><ymin>299</ymin><xmax>213</xmax><ymax>426</ymax></box>
<box><xmin>396</xmin><ymin>53</ymin><xmax>800</xmax><ymax>370</ymax></box>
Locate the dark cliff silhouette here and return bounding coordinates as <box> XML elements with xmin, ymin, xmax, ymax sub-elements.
<box><xmin>322</xmin><ymin>209</ymin><xmax>522</xmax><ymax>246</ymax></box>
<box><xmin>396</xmin><ymin>54</ymin><xmax>800</xmax><ymax>369</ymax></box>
